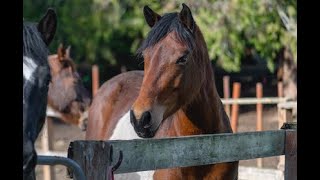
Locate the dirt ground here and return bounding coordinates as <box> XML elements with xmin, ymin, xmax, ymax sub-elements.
<box><xmin>34</xmin><ymin>103</ymin><xmax>281</xmax><ymax>180</ymax></box>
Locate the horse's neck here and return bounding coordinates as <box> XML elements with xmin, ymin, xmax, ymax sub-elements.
<box><xmin>174</xmin><ymin>40</ymin><xmax>232</xmax><ymax>136</ymax></box>
<box><xmin>182</xmin><ymin>75</ymin><xmax>232</xmax><ymax>134</ymax></box>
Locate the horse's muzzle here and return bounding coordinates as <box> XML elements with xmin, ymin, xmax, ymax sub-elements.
<box><xmin>130</xmin><ymin>110</ymin><xmax>156</xmax><ymax>138</ymax></box>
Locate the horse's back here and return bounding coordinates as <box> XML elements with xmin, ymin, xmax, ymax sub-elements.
<box><xmin>86</xmin><ymin>70</ymin><xmax>143</xmax><ymax>140</ymax></box>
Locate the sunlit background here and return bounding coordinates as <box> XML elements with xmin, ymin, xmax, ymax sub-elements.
<box><xmin>24</xmin><ymin>0</ymin><xmax>296</xmax><ymax>95</ymax></box>
<box><xmin>24</xmin><ymin>1</ymin><xmax>297</xmax><ymax>179</ymax></box>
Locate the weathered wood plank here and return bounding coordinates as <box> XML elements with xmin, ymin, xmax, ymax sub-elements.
<box><xmin>68</xmin><ymin>141</ymin><xmax>112</xmax><ymax>180</ymax></box>
<box><xmin>70</xmin><ymin>130</ymin><xmax>285</xmax><ymax>174</ymax></box>
<box><xmin>285</xmin><ymin>130</ymin><xmax>297</xmax><ymax>180</ymax></box>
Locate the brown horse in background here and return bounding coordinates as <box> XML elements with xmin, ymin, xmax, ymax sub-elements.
<box><xmin>275</xmin><ymin>46</ymin><xmax>297</xmax><ymax>100</ymax></box>
<box><xmin>86</xmin><ymin>4</ymin><xmax>238</xmax><ymax>179</ymax></box>
<box><xmin>47</xmin><ymin>44</ymin><xmax>91</xmax><ymax>130</ymax></box>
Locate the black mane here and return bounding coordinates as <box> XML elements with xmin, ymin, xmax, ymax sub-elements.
<box><xmin>23</xmin><ymin>22</ymin><xmax>49</xmax><ymax>64</ymax></box>
<box><xmin>137</xmin><ymin>13</ymin><xmax>196</xmax><ymax>56</ymax></box>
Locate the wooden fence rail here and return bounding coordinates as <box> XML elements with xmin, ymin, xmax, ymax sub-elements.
<box><xmin>68</xmin><ymin>125</ymin><xmax>296</xmax><ymax>180</ymax></box>
<box><xmin>114</xmin><ymin>131</ymin><xmax>284</xmax><ymax>173</ymax></box>
<box><xmin>221</xmin><ymin>97</ymin><xmax>287</xmax><ymax>105</ymax></box>
<box><xmin>40</xmin><ymin>97</ymin><xmax>291</xmax><ymax>174</ymax></box>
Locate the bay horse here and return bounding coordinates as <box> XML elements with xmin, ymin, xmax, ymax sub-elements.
<box><xmin>86</xmin><ymin>4</ymin><xmax>238</xmax><ymax>179</ymax></box>
<box><xmin>47</xmin><ymin>44</ymin><xmax>91</xmax><ymax>130</ymax></box>
<box><xmin>23</xmin><ymin>9</ymin><xmax>57</xmax><ymax>180</ymax></box>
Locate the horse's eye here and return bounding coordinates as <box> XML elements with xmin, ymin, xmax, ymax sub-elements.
<box><xmin>176</xmin><ymin>55</ymin><xmax>188</xmax><ymax>65</ymax></box>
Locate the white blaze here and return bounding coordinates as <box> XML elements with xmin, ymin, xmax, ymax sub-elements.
<box><xmin>23</xmin><ymin>56</ymin><xmax>37</xmax><ymax>83</ymax></box>
<box><xmin>23</xmin><ymin>56</ymin><xmax>38</xmax><ymax>104</ymax></box>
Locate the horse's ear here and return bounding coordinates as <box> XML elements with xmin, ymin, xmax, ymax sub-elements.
<box><xmin>66</xmin><ymin>46</ymin><xmax>71</xmax><ymax>59</ymax></box>
<box><xmin>57</xmin><ymin>43</ymin><xmax>66</xmax><ymax>61</ymax></box>
<box><xmin>178</xmin><ymin>3</ymin><xmax>195</xmax><ymax>33</ymax></box>
<box><xmin>37</xmin><ymin>8</ymin><xmax>57</xmax><ymax>46</ymax></box>
<box><xmin>143</xmin><ymin>6</ymin><xmax>161</xmax><ymax>28</ymax></box>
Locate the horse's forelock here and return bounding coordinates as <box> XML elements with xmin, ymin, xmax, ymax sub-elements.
<box><xmin>136</xmin><ymin>13</ymin><xmax>196</xmax><ymax>57</ymax></box>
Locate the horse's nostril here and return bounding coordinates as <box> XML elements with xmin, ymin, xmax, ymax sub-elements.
<box><xmin>143</xmin><ymin>123</ymin><xmax>151</xmax><ymax>129</ymax></box>
<box><xmin>140</xmin><ymin>111</ymin><xmax>151</xmax><ymax>127</ymax></box>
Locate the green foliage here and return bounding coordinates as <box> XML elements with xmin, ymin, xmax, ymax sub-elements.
<box><xmin>176</xmin><ymin>0</ymin><xmax>297</xmax><ymax>72</ymax></box>
<box><xmin>23</xmin><ymin>0</ymin><xmax>296</xmax><ymax>73</ymax></box>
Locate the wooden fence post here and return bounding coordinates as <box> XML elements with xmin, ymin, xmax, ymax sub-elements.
<box><xmin>284</xmin><ymin>130</ymin><xmax>297</xmax><ymax>180</ymax></box>
<box><xmin>92</xmin><ymin>65</ymin><xmax>99</xmax><ymax>97</ymax></box>
<box><xmin>223</xmin><ymin>76</ymin><xmax>231</xmax><ymax>117</ymax></box>
<box><xmin>231</xmin><ymin>82</ymin><xmax>241</xmax><ymax>132</ymax></box>
<box><xmin>277</xmin><ymin>102</ymin><xmax>297</xmax><ymax>173</ymax></box>
<box><xmin>278</xmin><ymin>81</ymin><xmax>284</xmax><ymax>98</ymax></box>
<box><xmin>280</xmin><ymin>123</ymin><xmax>297</xmax><ymax>180</ymax></box>
<box><xmin>256</xmin><ymin>83</ymin><xmax>263</xmax><ymax>132</ymax></box>
<box><xmin>68</xmin><ymin>141</ymin><xmax>112</xmax><ymax>180</ymax></box>
<box><xmin>41</xmin><ymin>117</ymin><xmax>55</xmax><ymax>180</ymax></box>
<box><xmin>256</xmin><ymin>83</ymin><xmax>263</xmax><ymax>168</ymax></box>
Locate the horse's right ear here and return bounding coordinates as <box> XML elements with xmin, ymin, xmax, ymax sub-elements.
<box><xmin>143</xmin><ymin>6</ymin><xmax>161</xmax><ymax>28</ymax></box>
<box><xmin>179</xmin><ymin>3</ymin><xmax>195</xmax><ymax>33</ymax></box>
<box><xmin>38</xmin><ymin>8</ymin><xmax>57</xmax><ymax>46</ymax></box>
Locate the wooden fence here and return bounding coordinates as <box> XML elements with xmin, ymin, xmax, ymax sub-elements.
<box><xmin>68</xmin><ymin>123</ymin><xmax>296</xmax><ymax>180</ymax></box>
<box><xmin>38</xmin><ymin>72</ymin><xmax>296</xmax><ymax>180</ymax></box>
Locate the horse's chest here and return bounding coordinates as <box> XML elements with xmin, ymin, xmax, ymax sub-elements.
<box><xmin>109</xmin><ymin>111</ymin><xmax>155</xmax><ymax>179</ymax></box>
<box><xmin>109</xmin><ymin>111</ymin><xmax>140</xmax><ymax>140</ymax></box>
<box><xmin>173</xmin><ymin>112</ymin><xmax>204</xmax><ymax>136</ymax></box>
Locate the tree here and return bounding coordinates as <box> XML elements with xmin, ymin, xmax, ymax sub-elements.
<box><xmin>23</xmin><ymin>0</ymin><xmax>297</xmax><ymax>75</ymax></box>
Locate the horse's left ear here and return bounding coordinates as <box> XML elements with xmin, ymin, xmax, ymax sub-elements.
<box><xmin>37</xmin><ymin>8</ymin><xmax>57</xmax><ymax>46</ymax></box>
<box><xmin>179</xmin><ymin>3</ymin><xmax>195</xmax><ymax>33</ymax></box>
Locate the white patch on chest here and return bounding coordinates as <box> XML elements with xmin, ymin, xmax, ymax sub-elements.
<box><xmin>110</xmin><ymin>111</ymin><xmax>141</xmax><ymax>140</ymax></box>
<box><xmin>23</xmin><ymin>56</ymin><xmax>37</xmax><ymax>83</ymax></box>
<box><xmin>110</xmin><ymin>111</ymin><xmax>155</xmax><ymax>180</ymax></box>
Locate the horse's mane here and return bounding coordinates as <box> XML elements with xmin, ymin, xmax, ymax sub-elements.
<box><xmin>136</xmin><ymin>13</ymin><xmax>196</xmax><ymax>56</ymax></box>
<box><xmin>23</xmin><ymin>22</ymin><xmax>49</xmax><ymax>63</ymax></box>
